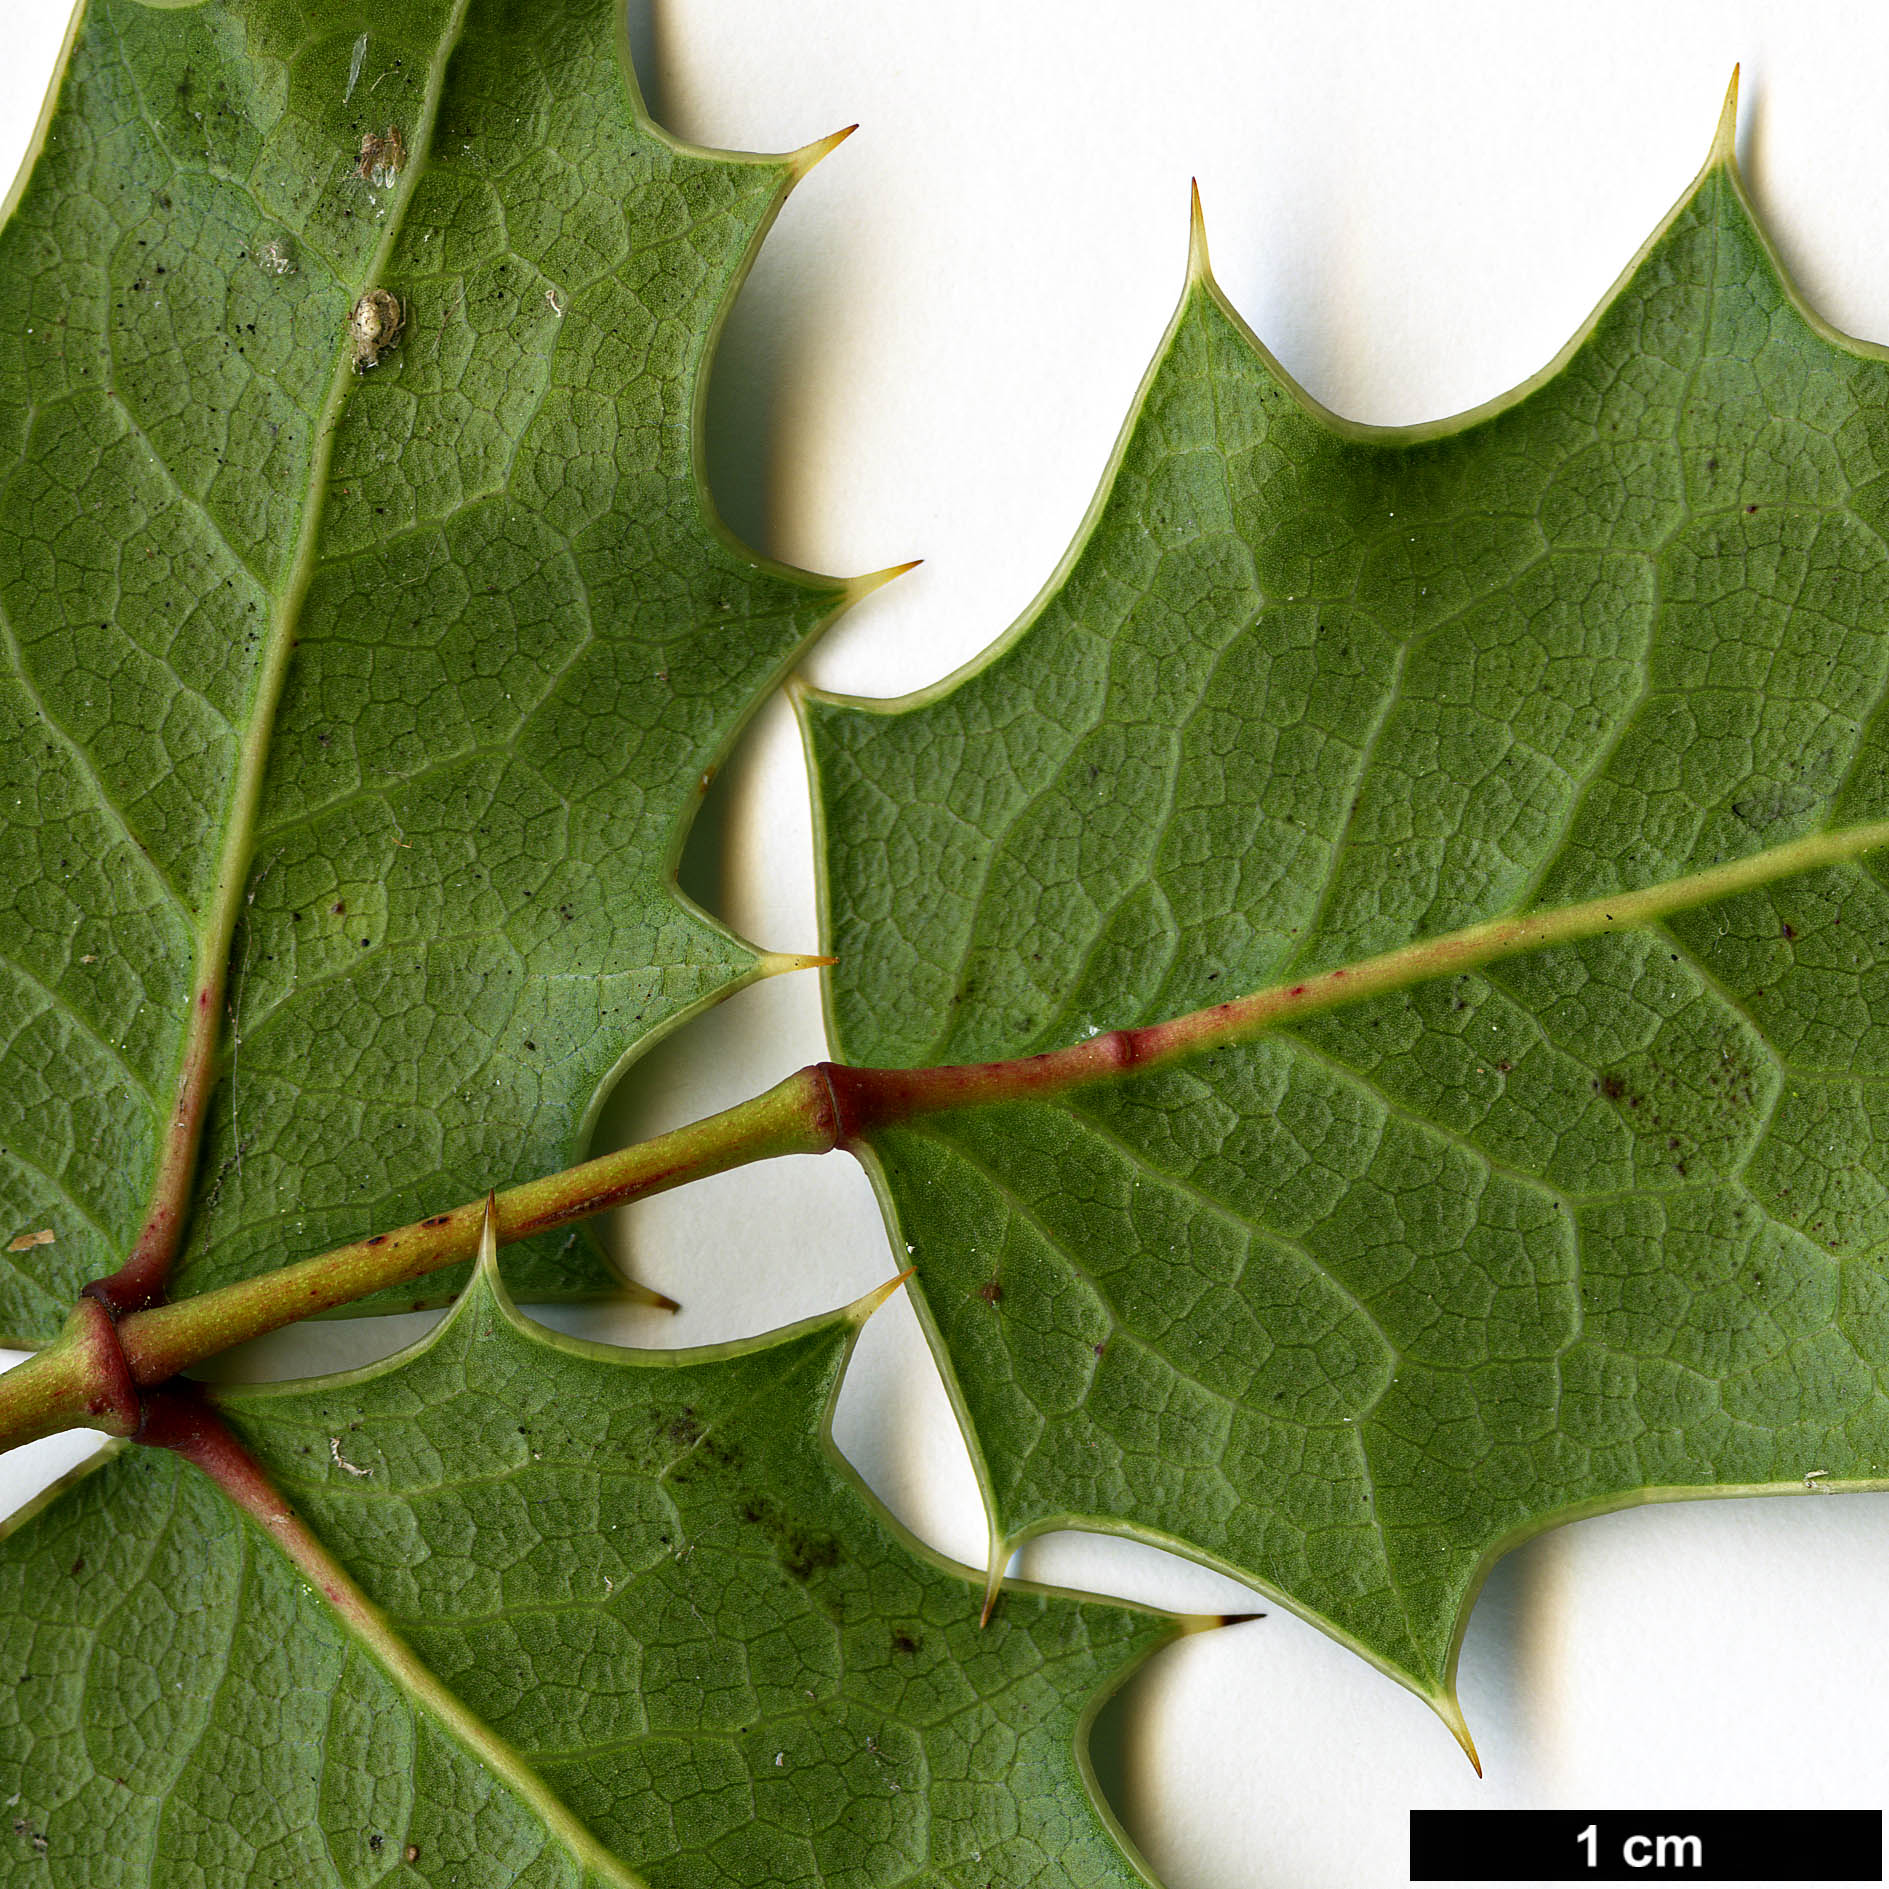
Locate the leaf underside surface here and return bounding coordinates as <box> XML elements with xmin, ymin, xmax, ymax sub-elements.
<box><xmin>0</xmin><ymin>0</ymin><xmax>842</xmax><ymax>1342</ymax></box>
<box><xmin>810</xmin><ymin>145</ymin><xmax>1889</xmax><ymax>1709</ymax></box>
<box><xmin>0</xmin><ymin>1255</ymin><xmax>1173</xmax><ymax>1886</ymax></box>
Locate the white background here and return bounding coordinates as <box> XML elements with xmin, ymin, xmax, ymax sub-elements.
<box><xmin>4</xmin><ymin>5</ymin><xmax>1889</xmax><ymax>1887</ymax></box>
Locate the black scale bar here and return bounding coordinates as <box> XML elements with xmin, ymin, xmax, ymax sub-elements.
<box><xmin>1410</xmin><ymin>1810</ymin><xmax>1881</xmax><ymax>1882</ymax></box>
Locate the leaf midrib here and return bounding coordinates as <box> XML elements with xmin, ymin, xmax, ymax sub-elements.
<box><xmin>145</xmin><ymin>0</ymin><xmax>478</xmax><ymax>1271</ymax></box>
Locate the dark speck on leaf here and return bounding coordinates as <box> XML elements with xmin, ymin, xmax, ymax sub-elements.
<box><xmin>781</xmin><ymin>1531</ymin><xmax>839</xmax><ymax>1581</ymax></box>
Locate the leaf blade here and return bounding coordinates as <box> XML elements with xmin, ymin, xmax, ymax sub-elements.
<box><xmin>0</xmin><ymin>1254</ymin><xmax>1179</xmax><ymax>1886</ymax></box>
<box><xmin>809</xmin><ymin>134</ymin><xmax>1889</xmax><ymax>1713</ymax></box>
<box><xmin>0</xmin><ymin>0</ymin><xmax>846</xmax><ymax>1338</ymax></box>
<box><xmin>0</xmin><ymin>1438</ymin><xmax>650</xmax><ymax>1886</ymax></box>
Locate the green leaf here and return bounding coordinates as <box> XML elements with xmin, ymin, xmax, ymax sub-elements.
<box><xmin>807</xmin><ymin>115</ymin><xmax>1889</xmax><ymax>1727</ymax></box>
<box><xmin>0</xmin><ymin>1249</ymin><xmax>1177</xmax><ymax>1886</ymax></box>
<box><xmin>0</xmin><ymin>0</ymin><xmax>844</xmax><ymax>1341</ymax></box>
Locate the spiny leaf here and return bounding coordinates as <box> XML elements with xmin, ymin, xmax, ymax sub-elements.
<box><xmin>0</xmin><ymin>1247</ymin><xmax>1179</xmax><ymax>1886</ymax></box>
<box><xmin>0</xmin><ymin>0</ymin><xmax>845</xmax><ymax>1342</ymax></box>
<box><xmin>807</xmin><ymin>95</ymin><xmax>1889</xmax><ymax>1729</ymax></box>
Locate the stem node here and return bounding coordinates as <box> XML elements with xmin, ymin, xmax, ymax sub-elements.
<box><xmin>0</xmin><ymin>1297</ymin><xmax>140</xmax><ymax>1449</ymax></box>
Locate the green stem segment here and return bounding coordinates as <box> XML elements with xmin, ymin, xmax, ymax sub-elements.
<box><xmin>122</xmin><ymin>1069</ymin><xmax>834</xmax><ymax>1381</ymax></box>
<box><xmin>4</xmin><ymin>818</ymin><xmax>1887</xmax><ymax>1456</ymax></box>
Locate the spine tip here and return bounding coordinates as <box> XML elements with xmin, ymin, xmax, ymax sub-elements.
<box><xmin>789</xmin><ymin>123</ymin><xmax>858</xmax><ymax>181</ymax></box>
<box><xmin>1433</xmin><ymin>1688</ymin><xmax>1483</xmax><ymax>1776</ymax></box>
<box><xmin>1711</xmin><ymin>64</ymin><xmax>1740</xmax><ymax>169</ymax></box>
<box><xmin>1187</xmin><ymin>177</ymin><xmax>1212</xmax><ymax>282</ymax></box>
<box><xmin>841</xmin><ymin>559</ymin><xmax>924</xmax><ymax>606</ymax></box>
<box><xmin>620</xmin><ymin>1279</ymin><xmax>681</xmax><ymax>1313</ymax></box>
<box><xmin>757</xmin><ymin>951</ymin><xmax>837</xmax><ymax>980</ymax></box>
<box><xmin>476</xmin><ymin>1191</ymin><xmax>500</xmax><ymax>1276</ymax></box>
<box><xmin>1177</xmin><ymin>1608</ymin><xmax>1266</xmax><ymax>1636</ymax></box>
<box><xmin>846</xmin><ymin>1267</ymin><xmax>914</xmax><ymax>1327</ymax></box>
<box><xmin>978</xmin><ymin>1524</ymin><xmax>1010</xmax><ymax>1628</ymax></box>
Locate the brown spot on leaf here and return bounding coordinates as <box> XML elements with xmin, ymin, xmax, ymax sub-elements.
<box><xmin>356</xmin><ymin>125</ymin><xmax>406</xmax><ymax>188</ymax></box>
<box><xmin>780</xmin><ymin>1529</ymin><xmax>840</xmax><ymax>1581</ymax></box>
<box><xmin>349</xmin><ymin>289</ymin><xmax>404</xmax><ymax>372</ymax></box>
